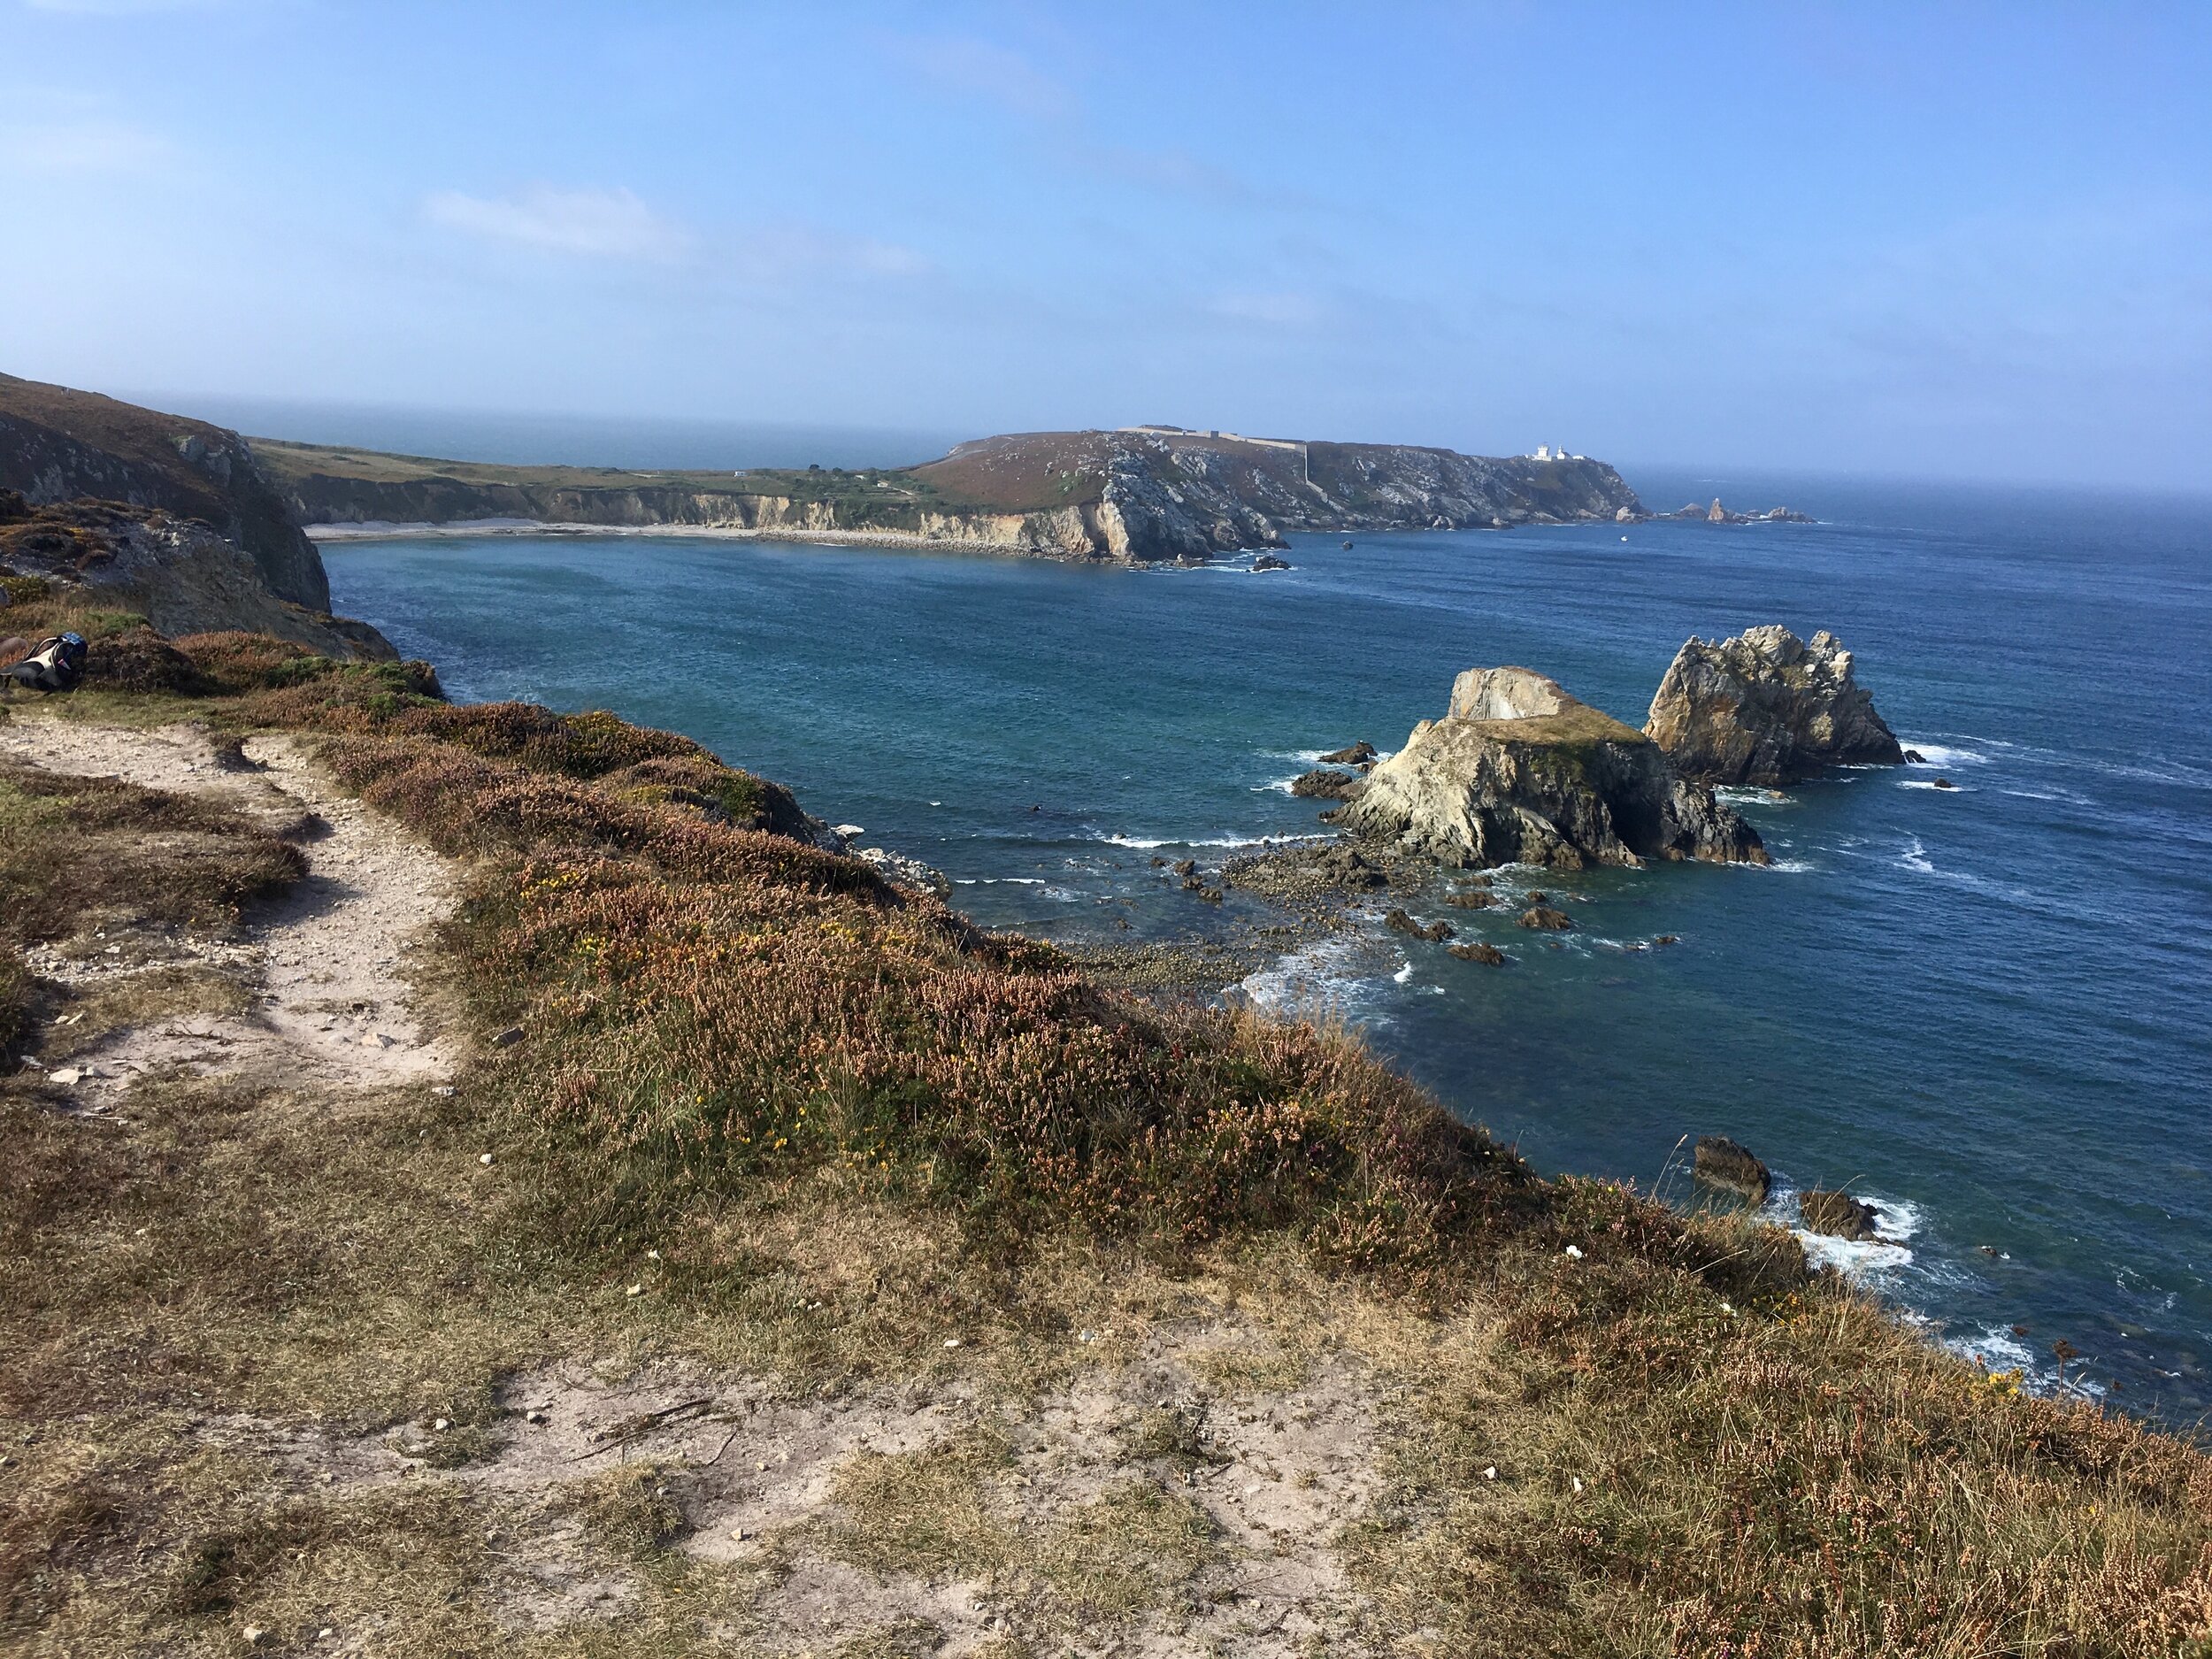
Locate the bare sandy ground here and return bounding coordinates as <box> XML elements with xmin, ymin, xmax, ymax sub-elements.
<box><xmin>185</xmin><ymin>1317</ymin><xmax>1388</xmax><ymax>1655</ymax></box>
<box><xmin>2</xmin><ymin>717</ymin><xmax>460</xmax><ymax>1099</ymax></box>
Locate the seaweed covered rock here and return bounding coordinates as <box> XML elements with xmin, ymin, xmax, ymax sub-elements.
<box><xmin>1644</xmin><ymin>626</ymin><xmax>1903</xmax><ymax>786</ymax></box>
<box><xmin>1334</xmin><ymin>666</ymin><xmax>1766</xmax><ymax>871</ymax></box>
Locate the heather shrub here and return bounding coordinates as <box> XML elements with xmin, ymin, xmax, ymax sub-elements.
<box><xmin>82</xmin><ymin>623</ymin><xmax>209</xmax><ymax>695</ymax></box>
<box><xmin>383</xmin><ymin>701</ymin><xmax>703</xmax><ymax>778</ymax></box>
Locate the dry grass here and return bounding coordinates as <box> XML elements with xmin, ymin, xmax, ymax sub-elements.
<box><xmin>0</xmin><ymin>758</ymin><xmax>305</xmax><ymax>943</ymax></box>
<box><xmin>0</xmin><ymin>621</ymin><xmax>2208</xmax><ymax>1656</ymax></box>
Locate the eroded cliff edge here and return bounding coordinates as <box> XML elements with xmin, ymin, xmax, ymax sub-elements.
<box><xmin>256</xmin><ymin>426</ymin><xmax>1646</xmax><ymax>564</ymax></box>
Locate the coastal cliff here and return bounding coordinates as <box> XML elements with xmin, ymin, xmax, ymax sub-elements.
<box><xmin>255</xmin><ymin>426</ymin><xmax>1645</xmax><ymax>564</ymax></box>
<box><xmin>0</xmin><ymin>373</ymin><xmax>333</xmax><ymax>611</ymax></box>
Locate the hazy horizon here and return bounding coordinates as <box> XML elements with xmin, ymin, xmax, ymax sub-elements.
<box><xmin>8</xmin><ymin>3</ymin><xmax>2208</xmax><ymax>492</ymax></box>
<box><xmin>86</xmin><ymin>385</ymin><xmax>2202</xmax><ymax>502</ymax></box>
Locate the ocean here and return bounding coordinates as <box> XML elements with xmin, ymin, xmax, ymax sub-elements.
<box><xmin>321</xmin><ymin>471</ymin><xmax>2212</xmax><ymax>1420</ymax></box>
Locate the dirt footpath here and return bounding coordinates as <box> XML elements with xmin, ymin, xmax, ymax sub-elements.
<box><xmin>2</xmin><ymin>716</ymin><xmax>461</xmax><ymax>1098</ymax></box>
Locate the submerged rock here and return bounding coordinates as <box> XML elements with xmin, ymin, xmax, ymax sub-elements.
<box><xmin>1442</xmin><ymin>886</ymin><xmax>1497</xmax><ymax>909</ymax></box>
<box><xmin>1334</xmin><ymin>665</ymin><xmax>1767</xmax><ymax>871</ymax></box>
<box><xmin>1448</xmin><ymin>941</ymin><xmax>1509</xmax><ymax>965</ymax></box>
<box><xmin>1384</xmin><ymin>908</ymin><xmax>1454</xmax><ymax>942</ymax></box>
<box><xmin>1517</xmin><ymin>906</ymin><xmax>1573</xmax><ymax>931</ymax></box>
<box><xmin>1644</xmin><ymin>626</ymin><xmax>1904</xmax><ymax>786</ymax></box>
<box><xmin>1800</xmin><ymin>1189</ymin><xmax>1882</xmax><ymax>1242</ymax></box>
<box><xmin>1250</xmin><ymin>553</ymin><xmax>1292</xmax><ymax>572</ymax></box>
<box><xmin>1693</xmin><ymin>1135</ymin><xmax>1770</xmax><ymax>1203</ymax></box>
<box><xmin>1320</xmin><ymin>741</ymin><xmax>1378</xmax><ymax>766</ymax></box>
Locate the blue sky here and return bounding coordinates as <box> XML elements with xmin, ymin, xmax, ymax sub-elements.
<box><xmin>3</xmin><ymin>1</ymin><xmax>2207</xmax><ymax>486</ymax></box>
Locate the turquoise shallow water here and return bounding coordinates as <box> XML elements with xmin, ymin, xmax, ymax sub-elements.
<box><xmin>324</xmin><ymin>473</ymin><xmax>2212</xmax><ymax>1420</ymax></box>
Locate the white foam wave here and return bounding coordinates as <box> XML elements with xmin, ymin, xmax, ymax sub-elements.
<box><xmin>1898</xmin><ymin>836</ymin><xmax>1935</xmax><ymax>873</ymax></box>
<box><xmin>1947</xmin><ymin>1325</ymin><xmax>2034</xmax><ymax>1371</ymax></box>
<box><xmin>1759</xmin><ymin>1187</ymin><xmax>1921</xmax><ymax>1281</ymax></box>
<box><xmin>1901</xmin><ymin>741</ymin><xmax>1988</xmax><ymax>767</ymax></box>
<box><xmin>1095</xmin><ymin>832</ymin><xmax>1274</xmax><ymax>851</ymax></box>
<box><xmin>1761</xmin><ymin>857</ymin><xmax>1816</xmax><ymax>873</ymax></box>
<box><xmin>1239</xmin><ymin>934</ymin><xmax>1394</xmax><ymax>1024</ymax></box>
<box><xmin>1392</xmin><ymin>961</ymin><xmax>1415</xmax><ymax>985</ymax></box>
<box><xmin>1900</xmin><ymin>779</ymin><xmax>1970</xmax><ymax>791</ymax></box>
<box><xmin>1944</xmin><ymin>1326</ymin><xmax>2108</xmax><ymax>1402</ymax></box>
<box><xmin>952</xmin><ymin>876</ymin><xmax>1048</xmax><ymax>886</ymax></box>
<box><xmin>1793</xmin><ymin>1226</ymin><xmax>1913</xmax><ymax>1279</ymax></box>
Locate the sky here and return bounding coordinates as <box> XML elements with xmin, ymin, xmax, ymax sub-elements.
<box><xmin>2</xmin><ymin>1</ymin><xmax>2208</xmax><ymax>487</ymax></box>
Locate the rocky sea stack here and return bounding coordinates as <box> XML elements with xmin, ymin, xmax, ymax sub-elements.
<box><xmin>1333</xmin><ymin>666</ymin><xmax>1767</xmax><ymax>870</ymax></box>
<box><xmin>1645</xmin><ymin>625</ymin><xmax>1904</xmax><ymax>786</ymax></box>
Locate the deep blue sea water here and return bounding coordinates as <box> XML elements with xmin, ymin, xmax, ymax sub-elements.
<box><xmin>323</xmin><ymin>473</ymin><xmax>2212</xmax><ymax>1420</ymax></box>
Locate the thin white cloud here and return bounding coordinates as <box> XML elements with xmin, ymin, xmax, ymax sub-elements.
<box><xmin>425</xmin><ymin>184</ymin><xmax>694</xmax><ymax>263</ymax></box>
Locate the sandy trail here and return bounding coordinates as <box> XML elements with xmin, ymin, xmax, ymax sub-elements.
<box><xmin>2</xmin><ymin>717</ymin><xmax>460</xmax><ymax>1096</ymax></box>
<box><xmin>211</xmin><ymin>1316</ymin><xmax>1386</xmax><ymax>1655</ymax></box>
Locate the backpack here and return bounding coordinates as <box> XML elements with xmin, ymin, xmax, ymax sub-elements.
<box><xmin>3</xmin><ymin>633</ymin><xmax>88</xmax><ymax>693</ymax></box>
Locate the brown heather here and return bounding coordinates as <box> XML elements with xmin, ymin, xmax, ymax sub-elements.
<box><xmin>0</xmin><ymin>615</ymin><xmax>2208</xmax><ymax>1656</ymax></box>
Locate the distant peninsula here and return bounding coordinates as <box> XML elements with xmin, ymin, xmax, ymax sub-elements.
<box><xmin>254</xmin><ymin>425</ymin><xmax>1650</xmax><ymax>565</ymax></box>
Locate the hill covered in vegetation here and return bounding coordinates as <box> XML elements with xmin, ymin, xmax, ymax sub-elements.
<box><xmin>256</xmin><ymin>426</ymin><xmax>1643</xmax><ymax>564</ymax></box>
<box><xmin>0</xmin><ymin>374</ymin><xmax>334</xmax><ymax>614</ymax></box>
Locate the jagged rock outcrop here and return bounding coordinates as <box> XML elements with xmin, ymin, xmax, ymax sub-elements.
<box><xmin>0</xmin><ymin>495</ymin><xmax>394</xmax><ymax>660</ymax></box>
<box><xmin>1644</xmin><ymin>626</ymin><xmax>1904</xmax><ymax>786</ymax></box>
<box><xmin>1333</xmin><ymin>666</ymin><xmax>1766</xmax><ymax>871</ymax></box>
<box><xmin>1658</xmin><ymin>499</ymin><xmax>1814</xmax><ymax>525</ymax></box>
<box><xmin>0</xmin><ymin>373</ymin><xmax>332</xmax><ymax>611</ymax></box>
<box><xmin>1694</xmin><ymin>1135</ymin><xmax>1771</xmax><ymax>1203</ymax></box>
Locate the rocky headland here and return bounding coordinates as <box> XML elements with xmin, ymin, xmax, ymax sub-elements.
<box><xmin>1645</xmin><ymin>625</ymin><xmax>1904</xmax><ymax>786</ymax></box>
<box><xmin>256</xmin><ymin>425</ymin><xmax>1647</xmax><ymax>565</ymax></box>
<box><xmin>0</xmin><ymin>494</ymin><xmax>394</xmax><ymax>661</ymax></box>
<box><xmin>0</xmin><ymin>376</ymin><xmax>395</xmax><ymax>660</ymax></box>
<box><xmin>1332</xmin><ymin>666</ymin><xmax>1768</xmax><ymax>870</ymax></box>
<box><xmin>0</xmin><ymin>372</ymin><xmax>334</xmax><ymax>614</ymax></box>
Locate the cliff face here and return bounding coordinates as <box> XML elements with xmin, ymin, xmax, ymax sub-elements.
<box><xmin>1335</xmin><ymin>667</ymin><xmax>1766</xmax><ymax>871</ymax></box>
<box><xmin>912</xmin><ymin>430</ymin><xmax>1644</xmax><ymax>555</ymax></box>
<box><xmin>0</xmin><ymin>373</ymin><xmax>332</xmax><ymax>611</ymax></box>
<box><xmin>259</xmin><ymin>428</ymin><xmax>1645</xmax><ymax>565</ymax></box>
<box><xmin>0</xmin><ymin>495</ymin><xmax>396</xmax><ymax>660</ymax></box>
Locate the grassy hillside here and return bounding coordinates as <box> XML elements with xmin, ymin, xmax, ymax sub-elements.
<box><xmin>3</xmin><ymin>590</ymin><xmax>2207</xmax><ymax>1655</ymax></box>
<box><xmin>252</xmin><ymin>439</ymin><xmax>977</xmax><ymax>517</ymax></box>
